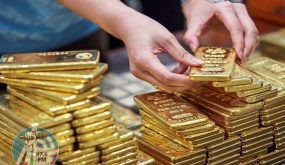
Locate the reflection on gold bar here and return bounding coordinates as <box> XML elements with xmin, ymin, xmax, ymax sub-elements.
<box><xmin>73</xmin><ymin>101</ymin><xmax>111</xmax><ymax>119</ymax></box>
<box><xmin>264</xmin><ymin>90</ymin><xmax>285</xmax><ymax>109</ymax></box>
<box><xmin>61</xmin><ymin>151</ymin><xmax>100</xmax><ymax>165</ymax></box>
<box><xmin>207</xmin><ymin>148</ymin><xmax>240</xmax><ymax>163</ymax></box>
<box><xmin>59</xmin><ymin>144</ymin><xmax>74</xmax><ymax>155</ymax></box>
<box><xmin>207</xmin><ymin>136</ymin><xmax>240</xmax><ymax>151</ymax></box>
<box><xmin>190</xmin><ymin>47</ymin><xmax>236</xmax><ymax>81</ymax></box>
<box><xmin>13</xmin><ymin>86</ymin><xmax>100</xmax><ymax>105</ymax></box>
<box><xmin>261</xmin><ymin>104</ymin><xmax>285</xmax><ymax>115</ymax></box>
<box><xmin>178</xmin><ymin>121</ymin><xmax>215</xmax><ymax>136</ymax></box>
<box><xmin>2</xmin><ymin>63</ymin><xmax>108</xmax><ymax>83</ymax></box>
<box><xmin>261</xmin><ymin>115</ymin><xmax>285</xmax><ymax>126</ymax></box>
<box><xmin>101</xmin><ymin>139</ymin><xmax>136</xmax><ymax>155</ymax></box>
<box><xmin>59</xmin><ymin>147</ymin><xmax>96</xmax><ymax>162</ymax></box>
<box><xmin>58</xmin><ymin>136</ymin><xmax>76</xmax><ymax>147</ymax></box>
<box><xmin>79</xmin><ymin>133</ymin><xmax>119</xmax><ymax>149</ymax></box>
<box><xmin>224</xmin><ymin>79</ymin><xmax>263</xmax><ymax>92</ymax></box>
<box><xmin>72</xmin><ymin>111</ymin><xmax>112</xmax><ymax>128</ymax></box>
<box><xmin>0</xmin><ymin>50</ymin><xmax>100</xmax><ymax>72</ymax></box>
<box><xmin>75</xmin><ymin>118</ymin><xmax>114</xmax><ymax>134</ymax></box>
<box><xmin>54</xmin><ymin>129</ymin><xmax>74</xmax><ymax>139</ymax></box>
<box><xmin>48</xmin><ymin>123</ymin><xmax>71</xmax><ymax>134</ymax></box>
<box><xmin>184</xmin><ymin>126</ymin><xmax>220</xmax><ymax>141</ymax></box>
<box><xmin>134</xmin><ymin>91</ymin><xmax>209</xmax><ymax>130</ymax></box>
<box><xmin>98</xmin><ymin>131</ymin><xmax>134</xmax><ymax>150</ymax></box>
<box><xmin>208</xmin><ymin>141</ymin><xmax>241</xmax><ymax>157</ymax></box>
<box><xmin>77</xmin><ymin>126</ymin><xmax>117</xmax><ymax>142</ymax></box>
<box><xmin>101</xmin><ymin>146</ymin><xmax>137</xmax><ymax>161</ymax></box>
<box><xmin>237</xmin><ymin>87</ymin><xmax>277</xmax><ymax>103</ymax></box>
<box><xmin>237</xmin><ymin>83</ymin><xmax>271</xmax><ymax>97</ymax></box>
<box><xmin>212</xmin><ymin>64</ymin><xmax>252</xmax><ymax>87</ymax></box>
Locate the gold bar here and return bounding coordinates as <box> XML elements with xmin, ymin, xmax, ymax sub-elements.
<box><xmin>98</xmin><ymin>131</ymin><xmax>134</xmax><ymax>150</ymax></box>
<box><xmin>207</xmin><ymin>148</ymin><xmax>240</xmax><ymax>163</ymax></box>
<box><xmin>178</xmin><ymin>121</ymin><xmax>215</xmax><ymax>136</ymax></box>
<box><xmin>260</xmin><ymin>109</ymin><xmax>285</xmax><ymax>121</ymax></box>
<box><xmin>2</xmin><ymin>75</ymin><xmax>103</xmax><ymax>94</ymax></box>
<box><xmin>72</xmin><ymin>111</ymin><xmax>112</xmax><ymax>128</ymax></box>
<box><xmin>242</xmin><ymin>136</ymin><xmax>273</xmax><ymax>151</ymax></box>
<box><xmin>75</xmin><ymin>118</ymin><xmax>115</xmax><ymax>134</ymax></box>
<box><xmin>241</xmin><ymin>126</ymin><xmax>273</xmax><ymax>139</ymax></box>
<box><xmin>3</xmin><ymin>63</ymin><xmax>107</xmax><ymax>83</ymax></box>
<box><xmin>237</xmin><ymin>83</ymin><xmax>271</xmax><ymax>97</ymax></box>
<box><xmin>59</xmin><ymin>147</ymin><xmax>96</xmax><ymax>162</ymax></box>
<box><xmin>181</xmin><ymin>85</ymin><xmax>263</xmax><ymax>116</ymax></box>
<box><xmin>138</xmin><ymin>150</ymin><xmax>155</xmax><ymax>165</ymax></box>
<box><xmin>208</xmin><ymin>141</ymin><xmax>241</xmax><ymax>157</ymax></box>
<box><xmin>48</xmin><ymin>123</ymin><xmax>71</xmax><ymax>134</ymax></box>
<box><xmin>241</xmin><ymin>131</ymin><xmax>274</xmax><ymax>145</ymax></box>
<box><xmin>207</xmin><ymin>136</ymin><xmax>240</xmax><ymax>151</ymax></box>
<box><xmin>236</xmin><ymin>87</ymin><xmax>277</xmax><ymax>103</ymax></box>
<box><xmin>194</xmin><ymin>136</ymin><xmax>224</xmax><ymax>149</ymax></box>
<box><xmin>8</xmin><ymin>86</ymin><xmax>92</xmax><ymax>116</ymax></box>
<box><xmin>226</xmin><ymin>123</ymin><xmax>259</xmax><ymax>137</ymax></box>
<box><xmin>76</xmin><ymin>125</ymin><xmax>117</xmax><ymax>142</ymax></box>
<box><xmin>101</xmin><ymin>146</ymin><xmax>137</xmax><ymax>161</ymax></box>
<box><xmin>273</xmin><ymin>120</ymin><xmax>285</xmax><ymax>129</ymax></box>
<box><xmin>0</xmin><ymin>50</ymin><xmax>100</xmax><ymax>72</ymax></box>
<box><xmin>0</xmin><ymin>113</ymin><xmax>24</xmax><ymax>133</ymax></box>
<box><xmin>221</xmin><ymin>118</ymin><xmax>259</xmax><ymax>132</ymax></box>
<box><xmin>184</xmin><ymin>126</ymin><xmax>221</xmax><ymax>141</ymax></box>
<box><xmin>238</xmin><ymin>158</ymin><xmax>257</xmax><ymax>165</ymax></box>
<box><xmin>190</xmin><ymin>47</ymin><xmax>236</xmax><ymax>81</ymax></box>
<box><xmin>54</xmin><ymin>129</ymin><xmax>74</xmax><ymax>139</ymax></box>
<box><xmin>58</xmin><ymin>136</ymin><xmax>76</xmax><ymax>147</ymax></box>
<box><xmin>264</xmin><ymin>90</ymin><xmax>285</xmax><ymax>109</ymax></box>
<box><xmin>73</xmin><ymin>101</ymin><xmax>111</xmax><ymax>119</ymax></box>
<box><xmin>258</xmin><ymin>148</ymin><xmax>285</xmax><ymax>161</ymax></box>
<box><xmin>224</xmin><ymin>79</ymin><xmax>263</xmax><ymax>92</ymax></box>
<box><xmin>12</xmin><ymin>86</ymin><xmax>100</xmax><ymax>105</ymax></box>
<box><xmin>79</xmin><ymin>132</ymin><xmax>119</xmax><ymax>149</ymax></box>
<box><xmin>261</xmin><ymin>104</ymin><xmax>285</xmax><ymax>115</ymax></box>
<box><xmin>102</xmin><ymin>139</ymin><xmax>137</xmax><ymax>155</ymax></box>
<box><xmin>134</xmin><ymin>91</ymin><xmax>209</xmax><ymax>130</ymax></box>
<box><xmin>212</xmin><ymin>64</ymin><xmax>252</xmax><ymax>87</ymax></box>
<box><xmin>119</xmin><ymin>159</ymin><xmax>138</xmax><ymax>165</ymax></box>
<box><xmin>101</xmin><ymin>152</ymin><xmax>138</xmax><ymax>165</ymax></box>
<box><xmin>261</xmin><ymin>115</ymin><xmax>285</xmax><ymax>126</ymax></box>
<box><xmin>61</xmin><ymin>151</ymin><xmax>100</xmax><ymax>165</ymax></box>
<box><xmin>242</xmin><ymin>142</ymin><xmax>272</xmax><ymax>155</ymax></box>
<box><xmin>207</xmin><ymin>153</ymin><xmax>240</xmax><ymax>165</ymax></box>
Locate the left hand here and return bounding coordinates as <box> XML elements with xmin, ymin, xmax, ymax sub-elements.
<box><xmin>182</xmin><ymin>0</ymin><xmax>260</xmax><ymax>62</ymax></box>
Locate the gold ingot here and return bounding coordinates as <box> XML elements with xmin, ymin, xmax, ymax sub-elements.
<box><xmin>261</xmin><ymin>104</ymin><xmax>285</xmax><ymax>115</ymax></box>
<box><xmin>274</xmin><ymin>125</ymin><xmax>285</xmax><ymax>133</ymax></box>
<box><xmin>222</xmin><ymin>118</ymin><xmax>259</xmax><ymax>132</ymax></box>
<box><xmin>261</xmin><ymin>115</ymin><xmax>285</xmax><ymax>126</ymax></box>
<box><xmin>79</xmin><ymin>132</ymin><xmax>119</xmax><ymax>149</ymax></box>
<box><xmin>0</xmin><ymin>113</ymin><xmax>24</xmax><ymax>133</ymax></box>
<box><xmin>101</xmin><ymin>146</ymin><xmax>138</xmax><ymax>161</ymax></box>
<box><xmin>226</xmin><ymin>123</ymin><xmax>260</xmax><ymax>137</ymax></box>
<box><xmin>238</xmin><ymin>157</ymin><xmax>257</xmax><ymax>165</ymax></box>
<box><xmin>181</xmin><ymin>85</ymin><xmax>263</xmax><ymax>116</ymax></box>
<box><xmin>273</xmin><ymin>120</ymin><xmax>285</xmax><ymax>129</ymax></box>
<box><xmin>245</xmin><ymin>55</ymin><xmax>285</xmax><ymax>87</ymax></box>
<box><xmin>0</xmin><ymin>50</ymin><xmax>100</xmax><ymax>72</ymax></box>
<box><xmin>119</xmin><ymin>159</ymin><xmax>138</xmax><ymax>165</ymax></box>
<box><xmin>77</xmin><ymin>125</ymin><xmax>117</xmax><ymax>142</ymax></box>
<box><xmin>141</xmin><ymin>123</ymin><xmax>192</xmax><ymax>149</ymax></box>
<box><xmin>193</xmin><ymin>136</ymin><xmax>224</xmax><ymax>149</ymax></box>
<box><xmin>261</xmin><ymin>109</ymin><xmax>285</xmax><ymax>121</ymax></box>
<box><xmin>101</xmin><ymin>139</ymin><xmax>137</xmax><ymax>155</ymax></box>
<box><xmin>274</xmin><ymin>132</ymin><xmax>285</xmax><ymax>139</ymax></box>
<box><xmin>212</xmin><ymin>64</ymin><xmax>252</xmax><ymax>87</ymax></box>
<box><xmin>207</xmin><ymin>136</ymin><xmax>240</xmax><ymax>151</ymax></box>
<box><xmin>241</xmin><ymin>126</ymin><xmax>273</xmax><ymax>139</ymax></box>
<box><xmin>8</xmin><ymin>86</ymin><xmax>92</xmax><ymax>116</ymax></box>
<box><xmin>190</xmin><ymin>127</ymin><xmax>224</xmax><ymax>144</ymax></box>
<box><xmin>178</xmin><ymin>121</ymin><xmax>215</xmax><ymax>136</ymax></box>
<box><xmin>98</xmin><ymin>131</ymin><xmax>134</xmax><ymax>149</ymax></box>
<box><xmin>65</xmin><ymin>157</ymin><xmax>100</xmax><ymax>165</ymax></box>
<box><xmin>75</xmin><ymin>118</ymin><xmax>114</xmax><ymax>134</ymax></box>
<box><xmin>13</xmin><ymin>86</ymin><xmax>100</xmax><ymax>105</ymax></box>
<box><xmin>59</xmin><ymin>147</ymin><xmax>96</xmax><ymax>162</ymax></box>
<box><xmin>59</xmin><ymin>144</ymin><xmax>74</xmax><ymax>154</ymax></box>
<box><xmin>58</xmin><ymin>136</ymin><xmax>76</xmax><ymax>147</ymax></box>
<box><xmin>275</xmin><ymin>141</ymin><xmax>285</xmax><ymax>149</ymax></box>
<box><xmin>3</xmin><ymin>63</ymin><xmax>107</xmax><ymax>83</ymax></box>
<box><xmin>72</xmin><ymin>111</ymin><xmax>111</xmax><ymax>128</ymax></box>
<box><xmin>242</xmin><ymin>136</ymin><xmax>273</xmax><ymax>151</ymax></box>
<box><xmin>207</xmin><ymin>147</ymin><xmax>240</xmax><ymax>163</ymax></box>
<box><xmin>241</xmin><ymin>131</ymin><xmax>274</xmax><ymax>145</ymax></box>
<box><xmin>190</xmin><ymin>47</ymin><xmax>236</xmax><ymax>81</ymax></box>
<box><xmin>62</xmin><ymin>151</ymin><xmax>100</xmax><ymax>165</ymax></box>
<box><xmin>73</xmin><ymin>101</ymin><xmax>111</xmax><ymax>119</ymax></box>
<box><xmin>54</xmin><ymin>129</ymin><xmax>74</xmax><ymax>139</ymax></box>
<box><xmin>184</xmin><ymin>126</ymin><xmax>221</xmax><ymax>141</ymax></box>
<box><xmin>258</xmin><ymin>148</ymin><xmax>285</xmax><ymax>164</ymax></box>
<box><xmin>205</xmin><ymin>153</ymin><xmax>240</xmax><ymax>165</ymax></box>
<box><xmin>101</xmin><ymin>152</ymin><xmax>138</xmax><ymax>165</ymax></box>
<box><xmin>240</xmin><ymin>148</ymin><xmax>267</xmax><ymax>161</ymax></box>
<box><xmin>2</xmin><ymin>75</ymin><xmax>102</xmax><ymax>94</ymax></box>
<box><xmin>258</xmin><ymin>148</ymin><xmax>285</xmax><ymax>160</ymax></box>
<box><xmin>137</xmin><ymin>150</ymin><xmax>155</xmax><ymax>165</ymax></box>
<box><xmin>134</xmin><ymin>91</ymin><xmax>209</xmax><ymax>130</ymax></box>
<box><xmin>237</xmin><ymin>87</ymin><xmax>278</xmax><ymax>103</ymax></box>
<box><xmin>48</xmin><ymin>123</ymin><xmax>71</xmax><ymax>134</ymax></box>
<box><xmin>237</xmin><ymin>83</ymin><xmax>271</xmax><ymax>97</ymax></box>
<box><xmin>242</xmin><ymin>141</ymin><xmax>273</xmax><ymax>155</ymax></box>
<box><xmin>224</xmin><ymin>79</ymin><xmax>263</xmax><ymax>92</ymax></box>
<box><xmin>208</xmin><ymin>141</ymin><xmax>241</xmax><ymax>157</ymax></box>
<box><xmin>264</xmin><ymin>90</ymin><xmax>285</xmax><ymax>109</ymax></box>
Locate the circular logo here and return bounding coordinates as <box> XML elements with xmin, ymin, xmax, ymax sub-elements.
<box><xmin>75</xmin><ymin>52</ymin><xmax>93</xmax><ymax>60</ymax></box>
<box><xmin>12</xmin><ymin>127</ymin><xmax>59</xmax><ymax>165</ymax></box>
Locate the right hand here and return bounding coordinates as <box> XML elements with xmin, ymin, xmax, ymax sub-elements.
<box><xmin>120</xmin><ymin>12</ymin><xmax>203</xmax><ymax>92</ymax></box>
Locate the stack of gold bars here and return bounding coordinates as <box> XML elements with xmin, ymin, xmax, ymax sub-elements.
<box><xmin>0</xmin><ymin>50</ymin><xmax>145</xmax><ymax>165</ymax></box>
<box><xmin>134</xmin><ymin>91</ymin><xmax>225</xmax><ymax>164</ymax></box>
<box><xmin>134</xmin><ymin>47</ymin><xmax>285</xmax><ymax>164</ymax></box>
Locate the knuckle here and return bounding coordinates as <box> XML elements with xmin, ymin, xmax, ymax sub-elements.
<box><xmin>134</xmin><ymin>55</ymin><xmax>149</xmax><ymax>66</ymax></box>
<box><xmin>162</xmin><ymin>75</ymin><xmax>175</xmax><ymax>84</ymax></box>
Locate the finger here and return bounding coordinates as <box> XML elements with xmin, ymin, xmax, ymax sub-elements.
<box><xmin>172</xmin><ymin>63</ymin><xmax>189</xmax><ymax>74</ymax></box>
<box><xmin>160</xmin><ymin>35</ymin><xmax>203</xmax><ymax>66</ymax></box>
<box><xmin>233</xmin><ymin>3</ymin><xmax>259</xmax><ymax>60</ymax></box>
<box><xmin>215</xmin><ymin>2</ymin><xmax>244</xmax><ymax>59</ymax></box>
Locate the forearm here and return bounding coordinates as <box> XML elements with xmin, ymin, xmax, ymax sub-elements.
<box><xmin>57</xmin><ymin>0</ymin><xmax>139</xmax><ymax>41</ymax></box>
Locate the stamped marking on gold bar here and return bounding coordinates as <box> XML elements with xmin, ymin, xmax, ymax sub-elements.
<box><xmin>190</xmin><ymin>47</ymin><xmax>236</xmax><ymax>81</ymax></box>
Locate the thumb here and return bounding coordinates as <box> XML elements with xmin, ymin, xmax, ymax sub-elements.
<box><xmin>161</xmin><ymin>35</ymin><xmax>203</xmax><ymax>66</ymax></box>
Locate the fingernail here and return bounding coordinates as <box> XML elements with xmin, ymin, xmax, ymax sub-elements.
<box><xmin>193</xmin><ymin>57</ymin><xmax>204</xmax><ymax>64</ymax></box>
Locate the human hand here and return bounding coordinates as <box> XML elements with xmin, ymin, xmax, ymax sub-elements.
<box><xmin>120</xmin><ymin>12</ymin><xmax>203</xmax><ymax>92</ymax></box>
<box><xmin>182</xmin><ymin>0</ymin><xmax>259</xmax><ymax>62</ymax></box>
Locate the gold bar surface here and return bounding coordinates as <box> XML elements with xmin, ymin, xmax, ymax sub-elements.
<box><xmin>101</xmin><ymin>139</ymin><xmax>137</xmax><ymax>155</ymax></box>
<box><xmin>224</xmin><ymin>78</ymin><xmax>263</xmax><ymax>92</ymax></box>
<box><xmin>2</xmin><ymin>63</ymin><xmax>108</xmax><ymax>83</ymax></box>
<box><xmin>76</xmin><ymin>125</ymin><xmax>117</xmax><ymax>142</ymax></box>
<box><xmin>59</xmin><ymin>147</ymin><xmax>96</xmax><ymax>162</ymax></box>
<box><xmin>72</xmin><ymin>111</ymin><xmax>112</xmax><ymax>128</ymax></box>
<box><xmin>101</xmin><ymin>152</ymin><xmax>138</xmax><ymax>165</ymax></box>
<box><xmin>73</xmin><ymin>100</ymin><xmax>111</xmax><ymax>119</ymax></box>
<box><xmin>134</xmin><ymin>91</ymin><xmax>209</xmax><ymax>130</ymax></box>
<box><xmin>75</xmin><ymin>118</ymin><xmax>114</xmax><ymax>134</ymax></box>
<box><xmin>79</xmin><ymin>132</ymin><xmax>119</xmax><ymax>149</ymax></box>
<box><xmin>101</xmin><ymin>146</ymin><xmax>137</xmax><ymax>161</ymax></box>
<box><xmin>212</xmin><ymin>64</ymin><xmax>252</xmax><ymax>87</ymax></box>
<box><xmin>137</xmin><ymin>150</ymin><xmax>155</xmax><ymax>165</ymax></box>
<box><xmin>61</xmin><ymin>151</ymin><xmax>100</xmax><ymax>165</ymax></box>
<box><xmin>0</xmin><ymin>50</ymin><xmax>99</xmax><ymax>72</ymax></box>
<box><xmin>237</xmin><ymin>83</ymin><xmax>271</xmax><ymax>97</ymax></box>
<box><xmin>190</xmin><ymin>47</ymin><xmax>236</xmax><ymax>81</ymax></box>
